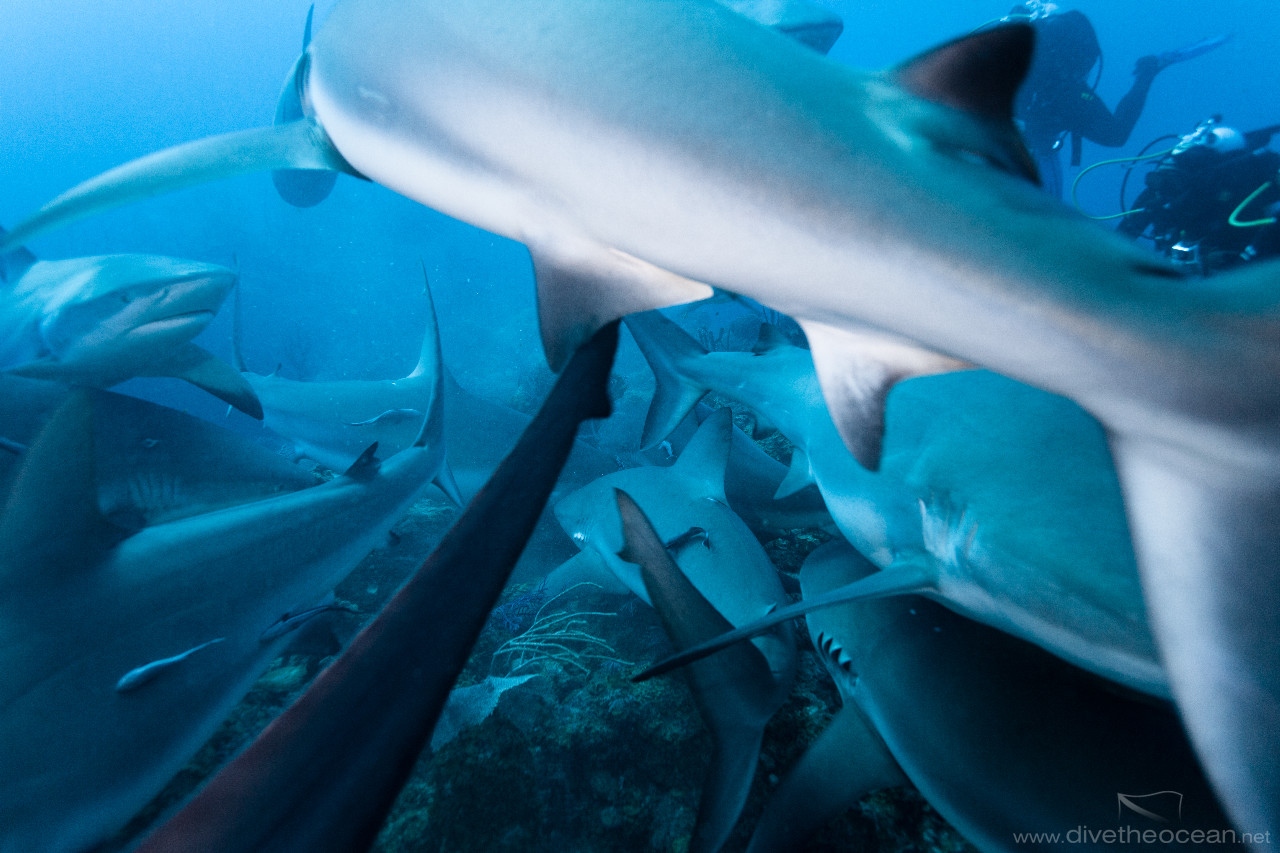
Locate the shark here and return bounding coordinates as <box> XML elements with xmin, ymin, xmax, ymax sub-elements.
<box><xmin>0</xmin><ymin>255</ymin><xmax>456</xmax><ymax>851</ymax></box>
<box><xmin>0</xmin><ymin>370</ymin><xmax>449</xmax><ymax>852</ymax></box>
<box><xmin>0</xmin><ymin>374</ymin><xmax>318</xmax><ymax>529</ymax></box>
<box><xmin>616</xmin><ymin>501</ymin><xmax>904</xmax><ymax>853</ymax></box>
<box><xmin>554</xmin><ymin>408</ymin><xmax>796</xmax><ymax>853</ymax></box>
<box><xmin>128</xmin><ymin>322</ymin><xmax>618</xmax><ymax>853</ymax></box>
<box><xmin>4</xmin><ymin>3</ymin><xmax>1277</xmax><ymax>837</ymax></box>
<box><xmin>624</xmin><ymin>309</ymin><xmax>1164</xmax><ymax>698</ymax></box>
<box><xmin>732</xmin><ymin>539</ymin><xmax>1245</xmax><ymax>853</ymax></box>
<box><xmin>231</xmin><ymin>272</ymin><xmax>461</xmax><ymax>503</ymax></box>
<box><xmin>0</xmin><ymin>228</ymin><xmax>261</xmax><ymax>417</ymax></box>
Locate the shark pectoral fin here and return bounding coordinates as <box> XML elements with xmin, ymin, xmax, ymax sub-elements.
<box><xmin>774</xmin><ymin>447</ymin><xmax>816</xmax><ymax>499</ymax></box>
<box><xmin>747</xmin><ymin>705</ymin><xmax>904</xmax><ymax>853</ymax></box>
<box><xmin>531</xmin><ymin>237</ymin><xmax>711</xmax><ymax>371</ymax></box>
<box><xmin>162</xmin><ymin>343</ymin><xmax>264</xmax><ymax>419</ymax></box>
<box><xmin>271</xmin><ymin>8</ymin><xmax>340</xmax><ymax>208</ymax></box>
<box><xmin>800</xmin><ymin>318</ymin><xmax>968</xmax><ymax>471</ymax></box>
<box><xmin>434</xmin><ymin>458</ymin><xmax>464</xmax><ymax>507</ymax></box>
<box><xmin>671</xmin><ymin>407</ymin><xmax>733</xmax><ymax>505</ymax></box>
<box><xmin>624</xmin><ymin>311</ymin><xmax>713</xmax><ymax>448</ymax></box>
<box><xmin>889</xmin><ymin>24</ymin><xmax>1038</xmax><ymax>183</ymax></box>
<box><xmin>1109</xmin><ymin>434</ymin><xmax>1280</xmax><ymax>838</ymax></box>
<box><xmin>2</xmin><ymin>120</ymin><xmax>359</xmax><ymax>248</ymax></box>
<box><xmin>0</xmin><ymin>391</ymin><xmax>126</xmax><ymax>574</ymax></box>
<box><xmin>635</xmin><ymin>562</ymin><xmax>933</xmax><ymax>681</ymax></box>
<box><xmin>616</xmin><ymin>488</ymin><xmax>780</xmax><ymax>853</ymax></box>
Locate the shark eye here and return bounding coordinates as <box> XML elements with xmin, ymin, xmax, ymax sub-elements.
<box><xmin>571</xmin><ymin>531</ymin><xmax>586</xmax><ymax>545</ymax></box>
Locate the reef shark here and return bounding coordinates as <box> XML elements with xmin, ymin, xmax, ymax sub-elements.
<box><xmin>129</xmin><ymin>323</ymin><xmax>618</xmax><ymax>853</ymax></box>
<box><xmin>624</xmin><ymin>310</ymin><xmax>1163</xmax><ymax>698</ymax></box>
<box><xmin>4</xmin><ymin>3</ymin><xmax>1277</xmax><ymax>837</ymax></box>
<box><xmin>0</xmin><ymin>374</ymin><xmax>318</xmax><ymax>529</ymax></box>
<box><xmin>555</xmin><ymin>409</ymin><xmax>796</xmax><ymax>853</ymax></box>
<box><xmin>231</xmin><ymin>272</ymin><xmax>461</xmax><ymax>503</ymax></box>
<box><xmin>0</xmin><ymin>359</ymin><xmax>450</xmax><ymax>853</ymax></box>
<box><xmin>614</xmin><ymin>488</ymin><xmax>797</xmax><ymax>853</ymax></box>
<box><xmin>0</xmin><ymin>228</ymin><xmax>261</xmax><ymax>417</ymax></box>
<box><xmin>737</xmin><ymin>539</ymin><xmax>1245</xmax><ymax>853</ymax></box>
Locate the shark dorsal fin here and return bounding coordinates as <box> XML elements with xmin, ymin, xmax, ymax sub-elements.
<box><xmin>891</xmin><ymin>24</ymin><xmax>1040</xmax><ymax>183</ymax></box>
<box><xmin>0</xmin><ymin>391</ymin><xmax>126</xmax><ymax>576</ymax></box>
<box><xmin>342</xmin><ymin>443</ymin><xmax>381</xmax><ymax>479</ymax></box>
<box><xmin>671</xmin><ymin>406</ymin><xmax>732</xmax><ymax>504</ymax></box>
<box><xmin>892</xmin><ymin>24</ymin><xmax>1033</xmax><ymax>123</ymax></box>
<box><xmin>751</xmin><ymin>322</ymin><xmax>792</xmax><ymax>355</ymax></box>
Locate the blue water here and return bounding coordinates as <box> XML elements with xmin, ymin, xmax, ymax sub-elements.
<box><xmin>4</xmin><ymin>0</ymin><xmax>1276</xmax><ymax>423</ymax></box>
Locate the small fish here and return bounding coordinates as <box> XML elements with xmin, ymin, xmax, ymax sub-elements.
<box><xmin>115</xmin><ymin>638</ymin><xmax>226</xmax><ymax>693</ymax></box>
<box><xmin>259</xmin><ymin>602</ymin><xmax>358</xmax><ymax>643</ymax></box>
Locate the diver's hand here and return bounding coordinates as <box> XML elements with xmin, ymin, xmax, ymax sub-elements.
<box><xmin>1133</xmin><ymin>54</ymin><xmax>1165</xmax><ymax>78</ymax></box>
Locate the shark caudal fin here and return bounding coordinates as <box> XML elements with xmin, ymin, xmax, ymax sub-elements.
<box><xmin>271</xmin><ymin>5</ymin><xmax>340</xmax><ymax>208</ymax></box>
<box><xmin>407</xmin><ymin>267</ymin><xmax>462</xmax><ymax>507</ymax></box>
<box><xmin>798</xmin><ymin>319</ymin><xmax>968</xmax><ymax>471</ymax></box>
<box><xmin>1</xmin><ymin>120</ymin><xmax>359</xmax><ymax>249</ymax></box>
<box><xmin>635</xmin><ymin>560</ymin><xmax>933</xmax><ymax>682</ymax></box>
<box><xmin>745</xmin><ymin>704</ymin><xmax>905</xmax><ymax>853</ymax></box>
<box><xmin>624</xmin><ymin>310</ymin><xmax>715</xmax><ymax>449</ymax></box>
<box><xmin>616</xmin><ymin>488</ymin><xmax>781</xmax><ymax>853</ymax></box>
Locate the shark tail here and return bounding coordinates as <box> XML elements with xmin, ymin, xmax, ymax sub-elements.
<box><xmin>745</xmin><ymin>705</ymin><xmax>905</xmax><ymax>853</ymax></box>
<box><xmin>634</xmin><ymin>560</ymin><xmax>933</xmax><ymax>682</ymax></box>
<box><xmin>271</xmin><ymin>6</ymin><xmax>339</xmax><ymax>208</ymax></box>
<box><xmin>1</xmin><ymin>120</ymin><xmax>358</xmax><ymax>248</ymax></box>
<box><xmin>624</xmin><ymin>311</ymin><xmax>714</xmax><ymax>449</ymax></box>
<box><xmin>410</xmin><ymin>268</ymin><xmax>464</xmax><ymax>508</ymax></box>
<box><xmin>616</xmin><ymin>488</ymin><xmax>784</xmax><ymax>853</ymax></box>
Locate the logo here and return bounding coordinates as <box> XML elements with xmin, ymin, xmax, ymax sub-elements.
<box><xmin>1117</xmin><ymin>791</ymin><xmax>1184</xmax><ymax>823</ymax></box>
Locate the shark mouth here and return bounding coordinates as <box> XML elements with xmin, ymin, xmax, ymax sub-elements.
<box><xmin>130</xmin><ymin>309</ymin><xmax>217</xmax><ymax>337</ymax></box>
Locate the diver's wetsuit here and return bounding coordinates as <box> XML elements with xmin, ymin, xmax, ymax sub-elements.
<box><xmin>1015</xmin><ymin>11</ymin><xmax>1162</xmax><ymax>196</ymax></box>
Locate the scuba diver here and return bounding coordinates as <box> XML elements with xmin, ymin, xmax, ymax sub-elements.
<box><xmin>1002</xmin><ymin>2</ymin><xmax>1229</xmax><ymax>197</ymax></box>
<box><xmin>1117</xmin><ymin>118</ymin><xmax>1280</xmax><ymax>275</ymax></box>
